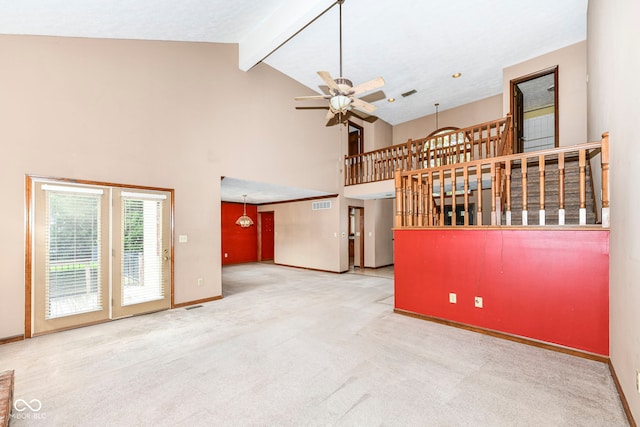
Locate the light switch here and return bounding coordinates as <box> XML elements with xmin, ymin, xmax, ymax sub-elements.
<box><xmin>179</xmin><ymin>235</ymin><xmax>188</xmax><ymax>243</ymax></box>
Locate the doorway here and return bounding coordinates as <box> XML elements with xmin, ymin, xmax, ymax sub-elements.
<box><xmin>28</xmin><ymin>178</ymin><xmax>173</xmax><ymax>336</ymax></box>
<box><xmin>348</xmin><ymin>206</ymin><xmax>364</xmax><ymax>269</ymax></box>
<box><xmin>510</xmin><ymin>66</ymin><xmax>558</xmax><ymax>153</ymax></box>
<box><xmin>348</xmin><ymin>121</ymin><xmax>364</xmax><ymax>184</ymax></box>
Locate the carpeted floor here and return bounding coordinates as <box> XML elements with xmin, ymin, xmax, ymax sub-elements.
<box><xmin>0</xmin><ymin>263</ymin><xmax>629</xmax><ymax>426</ymax></box>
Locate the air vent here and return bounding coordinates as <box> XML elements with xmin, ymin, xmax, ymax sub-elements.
<box><xmin>312</xmin><ymin>200</ymin><xmax>332</xmax><ymax>211</ymax></box>
<box><xmin>401</xmin><ymin>89</ymin><xmax>417</xmax><ymax>98</ymax></box>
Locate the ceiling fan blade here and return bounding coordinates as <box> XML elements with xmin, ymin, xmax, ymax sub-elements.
<box><xmin>326</xmin><ymin>109</ymin><xmax>336</xmax><ymax>120</ymax></box>
<box><xmin>318</xmin><ymin>71</ymin><xmax>339</xmax><ymax>91</ymax></box>
<box><xmin>296</xmin><ymin>106</ymin><xmax>329</xmax><ymax>111</ymax></box>
<box><xmin>326</xmin><ymin>113</ymin><xmax>343</xmax><ymax>127</ymax></box>
<box><xmin>295</xmin><ymin>95</ymin><xmax>331</xmax><ymax>101</ymax></box>
<box><xmin>351</xmin><ymin>97</ymin><xmax>377</xmax><ymax>113</ymax></box>
<box><xmin>350</xmin><ymin>109</ymin><xmax>379</xmax><ymax>123</ymax></box>
<box><xmin>350</xmin><ymin>77</ymin><xmax>385</xmax><ymax>96</ymax></box>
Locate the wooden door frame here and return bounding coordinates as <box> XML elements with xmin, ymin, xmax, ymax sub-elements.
<box><xmin>24</xmin><ymin>175</ymin><xmax>175</xmax><ymax>338</ymax></box>
<box><xmin>510</xmin><ymin>65</ymin><xmax>559</xmax><ymax>153</ymax></box>
<box><xmin>348</xmin><ymin>121</ymin><xmax>364</xmax><ymax>156</ymax></box>
<box><xmin>348</xmin><ymin>206</ymin><xmax>365</xmax><ymax>269</ymax></box>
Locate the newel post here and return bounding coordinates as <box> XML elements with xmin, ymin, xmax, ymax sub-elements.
<box><xmin>395</xmin><ymin>170</ymin><xmax>404</xmax><ymax>228</ymax></box>
<box><xmin>506</xmin><ymin>113</ymin><xmax>514</xmax><ymax>155</ymax></box>
<box><xmin>601</xmin><ymin>132</ymin><xmax>610</xmax><ymax>228</ymax></box>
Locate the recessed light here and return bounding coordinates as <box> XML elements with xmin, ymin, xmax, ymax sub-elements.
<box><xmin>452</xmin><ymin>72</ymin><xmax>462</xmax><ymax>78</ymax></box>
<box><xmin>388</xmin><ymin>97</ymin><xmax>396</xmax><ymax>103</ymax></box>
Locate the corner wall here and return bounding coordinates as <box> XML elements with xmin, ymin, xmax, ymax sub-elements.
<box><xmin>587</xmin><ymin>0</ymin><xmax>640</xmax><ymax>419</ymax></box>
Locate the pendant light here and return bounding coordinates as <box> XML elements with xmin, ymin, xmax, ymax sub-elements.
<box><xmin>235</xmin><ymin>195</ymin><xmax>254</xmax><ymax>228</ymax></box>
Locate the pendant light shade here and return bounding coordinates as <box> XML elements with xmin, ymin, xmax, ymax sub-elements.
<box><xmin>235</xmin><ymin>195</ymin><xmax>254</xmax><ymax>228</ymax></box>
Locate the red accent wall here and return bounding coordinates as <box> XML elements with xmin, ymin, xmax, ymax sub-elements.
<box><xmin>394</xmin><ymin>229</ymin><xmax>609</xmax><ymax>355</ymax></box>
<box><xmin>221</xmin><ymin>202</ymin><xmax>258</xmax><ymax>265</ymax></box>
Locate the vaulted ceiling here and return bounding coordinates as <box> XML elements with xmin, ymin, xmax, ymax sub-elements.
<box><xmin>1</xmin><ymin>0</ymin><xmax>587</xmax><ymax>126</ymax></box>
<box><xmin>1</xmin><ymin>0</ymin><xmax>588</xmax><ymax>203</ymax></box>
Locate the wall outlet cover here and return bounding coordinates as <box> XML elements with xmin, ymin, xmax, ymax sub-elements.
<box><xmin>449</xmin><ymin>293</ymin><xmax>457</xmax><ymax>304</ymax></box>
<box><xmin>474</xmin><ymin>296</ymin><xmax>483</xmax><ymax>308</ymax></box>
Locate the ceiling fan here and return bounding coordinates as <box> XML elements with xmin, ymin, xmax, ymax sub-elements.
<box><xmin>295</xmin><ymin>0</ymin><xmax>385</xmax><ymax>126</ymax></box>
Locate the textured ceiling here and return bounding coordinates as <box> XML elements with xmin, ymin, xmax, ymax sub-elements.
<box><xmin>0</xmin><ymin>0</ymin><xmax>587</xmax><ymax>201</ymax></box>
<box><xmin>221</xmin><ymin>177</ymin><xmax>335</xmax><ymax>205</ymax></box>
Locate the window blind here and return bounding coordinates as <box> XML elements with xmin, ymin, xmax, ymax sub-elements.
<box><xmin>44</xmin><ymin>187</ymin><xmax>103</xmax><ymax>319</ymax></box>
<box><xmin>121</xmin><ymin>194</ymin><xmax>165</xmax><ymax>306</ymax></box>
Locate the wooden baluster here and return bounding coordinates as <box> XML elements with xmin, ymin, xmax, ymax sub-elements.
<box><xmin>491</xmin><ymin>162</ymin><xmax>497</xmax><ymax>225</ymax></box>
<box><xmin>522</xmin><ymin>159</ymin><xmax>528</xmax><ymax>225</ymax></box>
<box><xmin>417</xmin><ymin>176</ymin><xmax>424</xmax><ymax>227</ymax></box>
<box><xmin>427</xmin><ymin>172</ymin><xmax>434</xmax><ymax>226</ymax></box>
<box><xmin>558</xmin><ymin>152</ymin><xmax>565</xmax><ymax>225</ymax></box>
<box><xmin>477</xmin><ymin>165</ymin><xmax>483</xmax><ymax>226</ymax></box>
<box><xmin>395</xmin><ymin>170</ymin><xmax>403</xmax><ymax>227</ymax></box>
<box><xmin>505</xmin><ymin>159</ymin><xmax>512</xmax><ymax>226</ymax></box>
<box><xmin>439</xmin><ymin>171</ymin><xmax>445</xmax><ymax>226</ymax></box>
<box><xmin>344</xmin><ymin>155</ymin><xmax>349</xmax><ymax>186</ymax></box>
<box><xmin>539</xmin><ymin>155</ymin><xmax>545</xmax><ymax>225</ymax></box>
<box><xmin>422</xmin><ymin>176</ymin><xmax>429</xmax><ymax>226</ymax></box>
<box><xmin>463</xmin><ymin>166</ymin><xmax>469</xmax><ymax>226</ymax></box>
<box><xmin>601</xmin><ymin>132</ymin><xmax>610</xmax><ymax>227</ymax></box>
<box><xmin>451</xmin><ymin>168</ymin><xmax>457</xmax><ymax>226</ymax></box>
<box><xmin>485</xmin><ymin>125</ymin><xmax>490</xmax><ymax>158</ymax></box>
<box><xmin>495</xmin><ymin>162</ymin><xmax>502</xmax><ymax>225</ymax></box>
<box><xmin>579</xmin><ymin>149</ymin><xmax>587</xmax><ymax>225</ymax></box>
<box><xmin>374</xmin><ymin>152</ymin><xmax>378</xmax><ymax>182</ymax></box>
<box><xmin>407</xmin><ymin>175</ymin><xmax>415</xmax><ymax>227</ymax></box>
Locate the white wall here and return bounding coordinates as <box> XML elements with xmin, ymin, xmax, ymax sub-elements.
<box><xmin>392</xmin><ymin>95</ymin><xmax>503</xmax><ymax>145</ymax></box>
<box><xmin>588</xmin><ymin>0</ymin><xmax>640</xmax><ymax>420</ymax></box>
<box><xmin>258</xmin><ymin>198</ymin><xmax>343</xmax><ymax>272</ymax></box>
<box><xmin>0</xmin><ymin>35</ymin><xmax>343</xmax><ymax>339</ymax></box>
<box><xmin>364</xmin><ymin>199</ymin><xmax>394</xmax><ymax>268</ymax></box>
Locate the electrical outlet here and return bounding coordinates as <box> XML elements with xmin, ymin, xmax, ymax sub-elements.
<box><xmin>636</xmin><ymin>369</ymin><xmax>640</xmax><ymax>393</ymax></box>
<box><xmin>449</xmin><ymin>293</ymin><xmax>457</xmax><ymax>304</ymax></box>
<box><xmin>197</xmin><ymin>278</ymin><xmax>204</xmax><ymax>287</ymax></box>
<box><xmin>224</xmin><ymin>253</ymin><xmax>228</xmax><ymax>258</ymax></box>
<box><xmin>474</xmin><ymin>296</ymin><xmax>483</xmax><ymax>308</ymax></box>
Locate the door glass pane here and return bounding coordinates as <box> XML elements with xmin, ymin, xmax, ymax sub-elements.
<box><xmin>517</xmin><ymin>73</ymin><xmax>556</xmax><ymax>152</ymax></box>
<box><xmin>45</xmin><ymin>189</ymin><xmax>102</xmax><ymax>319</ymax></box>
<box><xmin>121</xmin><ymin>197</ymin><xmax>165</xmax><ymax>306</ymax></box>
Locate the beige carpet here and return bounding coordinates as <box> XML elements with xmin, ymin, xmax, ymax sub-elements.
<box><xmin>0</xmin><ymin>263</ymin><xmax>629</xmax><ymax>426</ymax></box>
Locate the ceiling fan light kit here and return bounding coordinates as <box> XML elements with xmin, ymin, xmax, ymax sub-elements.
<box><xmin>294</xmin><ymin>0</ymin><xmax>384</xmax><ymax>126</ymax></box>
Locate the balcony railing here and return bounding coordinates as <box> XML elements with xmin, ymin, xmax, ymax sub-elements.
<box><xmin>394</xmin><ymin>133</ymin><xmax>610</xmax><ymax>228</ymax></box>
<box><xmin>345</xmin><ymin>115</ymin><xmax>512</xmax><ymax>186</ymax></box>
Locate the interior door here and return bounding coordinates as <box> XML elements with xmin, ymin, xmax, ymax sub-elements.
<box><xmin>260</xmin><ymin>211</ymin><xmax>274</xmax><ymax>261</ymax></box>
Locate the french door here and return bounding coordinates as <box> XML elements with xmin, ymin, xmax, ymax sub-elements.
<box><xmin>31</xmin><ymin>179</ymin><xmax>172</xmax><ymax>335</ymax></box>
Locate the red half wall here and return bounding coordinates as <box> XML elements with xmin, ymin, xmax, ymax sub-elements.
<box><xmin>221</xmin><ymin>202</ymin><xmax>258</xmax><ymax>265</ymax></box>
<box><xmin>394</xmin><ymin>229</ymin><xmax>609</xmax><ymax>355</ymax></box>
